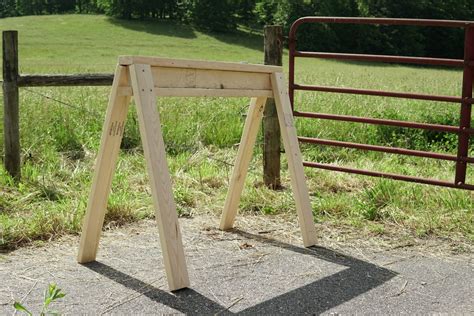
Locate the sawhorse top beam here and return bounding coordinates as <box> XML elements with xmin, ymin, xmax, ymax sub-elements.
<box><xmin>116</xmin><ymin>56</ymin><xmax>283</xmax><ymax>98</ymax></box>
<box><xmin>118</xmin><ymin>56</ymin><xmax>283</xmax><ymax>73</ymax></box>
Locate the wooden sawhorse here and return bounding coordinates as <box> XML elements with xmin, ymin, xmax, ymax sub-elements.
<box><xmin>77</xmin><ymin>56</ymin><xmax>317</xmax><ymax>291</ymax></box>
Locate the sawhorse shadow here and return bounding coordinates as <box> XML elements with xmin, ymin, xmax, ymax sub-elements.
<box><xmin>233</xmin><ymin>230</ymin><xmax>397</xmax><ymax>314</ymax></box>
<box><xmin>83</xmin><ymin>229</ymin><xmax>396</xmax><ymax>314</ymax></box>
<box><xmin>83</xmin><ymin>261</ymin><xmax>226</xmax><ymax>314</ymax></box>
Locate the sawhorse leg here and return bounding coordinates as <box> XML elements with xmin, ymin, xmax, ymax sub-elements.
<box><xmin>271</xmin><ymin>72</ymin><xmax>317</xmax><ymax>247</ymax></box>
<box><xmin>78</xmin><ymin>64</ymin><xmax>190</xmax><ymax>291</ymax></box>
<box><xmin>77</xmin><ymin>65</ymin><xmax>131</xmax><ymax>263</ymax></box>
<box><xmin>220</xmin><ymin>73</ymin><xmax>317</xmax><ymax>247</ymax></box>
<box><xmin>220</xmin><ymin>97</ymin><xmax>267</xmax><ymax>229</ymax></box>
<box><xmin>129</xmin><ymin>64</ymin><xmax>189</xmax><ymax>291</ymax></box>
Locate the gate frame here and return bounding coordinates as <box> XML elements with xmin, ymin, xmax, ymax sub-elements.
<box><xmin>289</xmin><ymin>17</ymin><xmax>474</xmax><ymax>190</ymax></box>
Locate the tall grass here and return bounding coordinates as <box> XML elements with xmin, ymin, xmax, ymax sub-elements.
<box><xmin>0</xmin><ymin>15</ymin><xmax>472</xmax><ymax>251</ymax></box>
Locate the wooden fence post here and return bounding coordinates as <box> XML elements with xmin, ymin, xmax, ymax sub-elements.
<box><xmin>3</xmin><ymin>30</ymin><xmax>20</xmax><ymax>180</ymax></box>
<box><xmin>263</xmin><ymin>25</ymin><xmax>283</xmax><ymax>189</ymax></box>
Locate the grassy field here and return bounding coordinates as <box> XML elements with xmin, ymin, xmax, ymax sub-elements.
<box><xmin>0</xmin><ymin>15</ymin><xmax>473</xmax><ymax>251</ymax></box>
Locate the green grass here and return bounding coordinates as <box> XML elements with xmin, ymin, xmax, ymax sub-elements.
<box><xmin>0</xmin><ymin>15</ymin><xmax>473</xmax><ymax>251</ymax></box>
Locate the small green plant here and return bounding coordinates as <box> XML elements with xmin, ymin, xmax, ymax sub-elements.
<box><xmin>14</xmin><ymin>283</ymin><xmax>66</xmax><ymax>316</ymax></box>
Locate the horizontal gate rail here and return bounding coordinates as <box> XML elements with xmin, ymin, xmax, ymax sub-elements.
<box><xmin>303</xmin><ymin>161</ymin><xmax>474</xmax><ymax>191</ymax></box>
<box><xmin>293</xmin><ymin>52</ymin><xmax>465</xmax><ymax>68</ymax></box>
<box><xmin>298</xmin><ymin>136</ymin><xmax>474</xmax><ymax>163</ymax></box>
<box><xmin>294</xmin><ymin>111</ymin><xmax>474</xmax><ymax>134</ymax></box>
<box><xmin>292</xmin><ymin>84</ymin><xmax>471</xmax><ymax>104</ymax></box>
<box><xmin>289</xmin><ymin>17</ymin><xmax>474</xmax><ymax>190</ymax></box>
<box><xmin>289</xmin><ymin>17</ymin><xmax>474</xmax><ymax>28</ymax></box>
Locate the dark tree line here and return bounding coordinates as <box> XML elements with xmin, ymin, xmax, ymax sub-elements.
<box><xmin>253</xmin><ymin>0</ymin><xmax>474</xmax><ymax>58</ymax></box>
<box><xmin>1</xmin><ymin>0</ymin><xmax>473</xmax><ymax>58</ymax></box>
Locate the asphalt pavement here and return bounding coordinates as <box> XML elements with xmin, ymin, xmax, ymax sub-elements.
<box><xmin>1</xmin><ymin>215</ymin><xmax>472</xmax><ymax>314</ymax></box>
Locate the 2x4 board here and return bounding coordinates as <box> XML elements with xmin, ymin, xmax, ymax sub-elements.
<box><xmin>77</xmin><ymin>56</ymin><xmax>317</xmax><ymax>291</ymax></box>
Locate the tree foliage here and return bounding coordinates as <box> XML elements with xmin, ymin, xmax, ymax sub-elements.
<box><xmin>184</xmin><ymin>0</ymin><xmax>237</xmax><ymax>31</ymax></box>
<box><xmin>0</xmin><ymin>0</ymin><xmax>17</xmax><ymax>18</ymax></box>
<box><xmin>2</xmin><ymin>0</ymin><xmax>474</xmax><ymax>57</ymax></box>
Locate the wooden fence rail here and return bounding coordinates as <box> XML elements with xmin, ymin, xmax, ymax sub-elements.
<box><xmin>2</xmin><ymin>28</ymin><xmax>282</xmax><ymax>185</ymax></box>
<box><xmin>18</xmin><ymin>74</ymin><xmax>114</xmax><ymax>87</ymax></box>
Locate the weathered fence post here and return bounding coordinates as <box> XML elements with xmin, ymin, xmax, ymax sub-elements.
<box><xmin>263</xmin><ymin>25</ymin><xmax>283</xmax><ymax>189</ymax></box>
<box><xmin>3</xmin><ymin>30</ymin><xmax>20</xmax><ymax>180</ymax></box>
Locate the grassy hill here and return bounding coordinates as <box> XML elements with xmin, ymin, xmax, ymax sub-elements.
<box><xmin>1</xmin><ymin>14</ymin><xmax>264</xmax><ymax>74</ymax></box>
<box><xmin>0</xmin><ymin>15</ymin><xmax>472</xmax><ymax>251</ymax></box>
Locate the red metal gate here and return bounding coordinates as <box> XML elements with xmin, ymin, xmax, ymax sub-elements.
<box><xmin>289</xmin><ymin>17</ymin><xmax>474</xmax><ymax>190</ymax></box>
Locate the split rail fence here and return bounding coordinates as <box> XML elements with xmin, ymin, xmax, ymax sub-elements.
<box><xmin>1</xmin><ymin>28</ymin><xmax>283</xmax><ymax>184</ymax></box>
